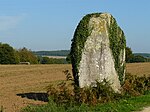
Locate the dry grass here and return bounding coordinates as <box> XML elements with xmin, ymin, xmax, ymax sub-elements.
<box><xmin>0</xmin><ymin>64</ymin><xmax>72</xmax><ymax>112</ymax></box>
<box><xmin>0</xmin><ymin>63</ymin><xmax>149</xmax><ymax>112</ymax></box>
<box><xmin>126</xmin><ymin>62</ymin><xmax>150</xmax><ymax>77</ymax></box>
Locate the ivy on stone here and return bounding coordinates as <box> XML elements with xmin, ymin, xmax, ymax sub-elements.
<box><xmin>70</xmin><ymin>13</ymin><xmax>126</xmax><ymax>86</ymax></box>
<box><xmin>70</xmin><ymin>14</ymin><xmax>98</xmax><ymax>86</ymax></box>
<box><xmin>108</xmin><ymin>17</ymin><xmax>126</xmax><ymax>85</ymax></box>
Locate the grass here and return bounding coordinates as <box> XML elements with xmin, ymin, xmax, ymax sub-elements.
<box><xmin>22</xmin><ymin>92</ymin><xmax>150</xmax><ymax>112</ymax></box>
<box><xmin>0</xmin><ymin>64</ymin><xmax>72</xmax><ymax>112</ymax></box>
<box><xmin>0</xmin><ymin>63</ymin><xmax>149</xmax><ymax>77</ymax></box>
<box><xmin>21</xmin><ymin>63</ymin><xmax>150</xmax><ymax>112</ymax></box>
<box><xmin>0</xmin><ymin>63</ymin><xmax>149</xmax><ymax>111</ymax></box>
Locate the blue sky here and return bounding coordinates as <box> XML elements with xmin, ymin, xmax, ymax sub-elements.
<box><xmin>0</xmin><ymin>0</ymin><xmax>150</xmax><ymax>53</ymax></box>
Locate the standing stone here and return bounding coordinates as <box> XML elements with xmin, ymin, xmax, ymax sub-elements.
<box><xmin>70</xmin><ymin>13</ymin><xmax>126</xmax><ymax>92</ymax></box>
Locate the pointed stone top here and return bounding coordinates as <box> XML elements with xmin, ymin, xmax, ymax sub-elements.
<box><xmin>70</xmin><ymin>12</ymin><xmax>126</xmax><ymax>93</ymax></box>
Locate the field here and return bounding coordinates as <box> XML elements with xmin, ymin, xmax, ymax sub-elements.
<box><xmin>126</xmin><ymin>62</ymin><xmax>150</xmax><ymax>77</ymax></box>
<box><xmin>0</xmin><ymin>63</ymin><xmax>150</xmax><ymax>112</ymax></box>
<box><xmin>0</xmin><ymin>64</ymin><xmax>72</xmax><ymax>112</ymax></box>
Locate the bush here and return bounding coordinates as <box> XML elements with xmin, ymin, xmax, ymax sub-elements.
<box><xmin>130</xmin><ymin>55</ymin><xmax>147</xmax><ymax>63</ymax></box>
<box><xmin>47</xmin><ymin>78</ymin><xmax>121</xmax><ymax>106</ymax></box>
<box><xmin>122</xmin><ymin>73</ymin><xmax>150</xmax><ymax>96</ymax></box>
<box><xmin>46</xmin><ymin>72</ymin><xmax>150</xmax><ymax>107</ymax></box>
<box><xmin>41</xmin><ymin>57</ymin><xmax>66</xmax><ymax>64</ymax></box>
<box><xmin>22</xmin><ymin>71</ymin><xmax>150</xmax><ymax>112</ymax></box>
<box><xmin>17</xmin><ymin>47</ymin><xmax>38</xmax><ymax>64</ymax></box>
<box><xmin>74</xmin><ymin>79</ymin><xmax>122</xmax><ymax>105</ymax></box>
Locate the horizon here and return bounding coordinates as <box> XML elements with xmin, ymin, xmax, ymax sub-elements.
<box><xmin>33</xmin><ymin>50</ymin><xmax>150</xmax><ymax>54</ymax></box>
<box><xmin>0</xmin><ymin>0</ymin><xmax>150</xmax><ymax>53</ymax></box>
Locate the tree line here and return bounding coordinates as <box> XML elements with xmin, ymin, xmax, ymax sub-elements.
<box><xmin>0</xmin><ymin>43</ymin><xmax>66</xmax><ymax>64</ymax></box>
<box><xmin>0</xmin><ymin>42</ymin><xmax>149</xmax><ymax>64</ymax></box>
<box><xmin>0</xmin><ymin>43</ymin><xmax>38</xmax><ymax>64</ymax></box>
<box><xmin>126</xmin><ymin>47</ymin><xmax>150</xmax><ymax>63</ymax></box>
<box><xmin>33</xmin><ymin>50</ymin><xmax>70</xmax><ymax>56</ymax></box>
<box><xmin>66</xmin><ymin>47</ymin><xmax>150</xmax><ymax>64</ymax></box>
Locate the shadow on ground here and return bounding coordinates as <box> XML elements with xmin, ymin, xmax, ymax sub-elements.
<box><xmin>17</xmin><ymin>92</ymin><xmax>49</xmax><ymax>102</ymax></box>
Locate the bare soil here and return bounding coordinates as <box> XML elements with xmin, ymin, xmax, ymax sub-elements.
<box><xmin>140</xmin><ymin>107</ymin><xmax>150</xmax><ymax>112</ymax></box>
<box><xmin>136</xmin><ymin>107</ymin><xmax>150</xmax><ymax>112</ymax></box>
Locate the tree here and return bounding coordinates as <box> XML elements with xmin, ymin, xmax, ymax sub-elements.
<box><xmin>17</xmin><ymin>47</ymin><xmax>38</xmax><ymax>64</ymax></box>
<box><xmin>126</xmin><ymin>47</ymin><xmax>148</xmax><ymax>63</ymax></box>
<box><xmin>131</xmin><ymin>55</ymin><xmax>147</xmax><ymax>63</ymax></box>
<box><xmin>66</xmin><ymin>53</ymin><xmax>71</xmax><ymax>64</ymax></box>
<box><xmin>41</xmin><ymin>57</ymin><xmax>51</xmax><ymax>64</ymax></box>
<box><xmin>41</xmin><ymin>57</ymin><xmax>66</xmax><ymax>64</ymax></box>
<box><xmin>125</xmin><ymin>47</ymin><xmax>134</xmax><ymax>63</ymax></box>
<box><xmin>0</xmin><ymin>43</ymin><xmax>19</xmax><ymax>64</ymax></box>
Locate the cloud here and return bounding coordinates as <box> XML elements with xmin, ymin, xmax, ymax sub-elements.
<box><xmin>0</xmin><ymin>14</ymin><xmax>25</xmax><ymax>31</ymax></box>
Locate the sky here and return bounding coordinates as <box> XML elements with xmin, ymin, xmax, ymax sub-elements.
<box><xmin>0</xmin><ymin>0</ymin><xmax>150</xmax><ymax>53</ymax></box>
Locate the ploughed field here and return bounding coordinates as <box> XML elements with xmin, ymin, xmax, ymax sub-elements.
<box><xmin>0</xmin><ymin>63</ymin><xmax>150</xmax><ymax>112</ymax></box>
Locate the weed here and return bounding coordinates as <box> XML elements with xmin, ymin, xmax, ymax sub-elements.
<box><xmin>122</xmin><ymin>73</ymin><xmax>150</xmax><ymax>96</ymax></box>
<box><xmin>47</xmin><ymin>78</ymin><xmax>121</xmax><ymax>107</ymax></box>
<box><xmin>63</xmin><ymin>70</ymin><xmax>73</xmax><ymax>81</ymax></box>
<box><xmin>47</xmin><ymin>81</ymin><xmax>75</xmax><ymax>106</ymax></box>
<box><xmin>22</xmin><ymin>92</ymin><xmax>150</xmax><ymax>112</ymax></box>
<box><xmin>22</xmin><ymin>69</ymin><xmax>150</xmax><ymax>112</ymax></box>
<box><xmin>0</xmin><ymin>106</ymin><xmax>4</xmax><ymax>112</ymax></box>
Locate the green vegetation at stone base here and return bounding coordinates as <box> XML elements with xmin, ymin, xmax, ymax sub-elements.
<box><xmin>22</xmin><ymin>73</ymin><xmax>150</xmax><ymax>112</ymax></box>
<box><xmin>22</xmin><ymin>92</ymin><xmax>150</xmax><ymax>112</ymax></box>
